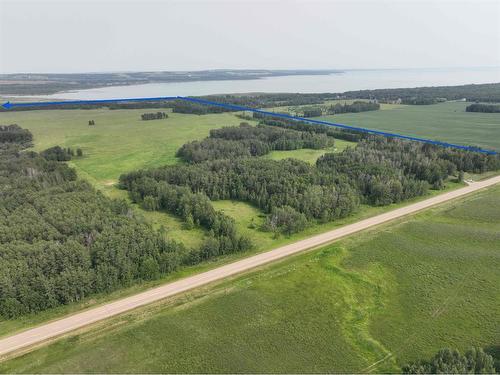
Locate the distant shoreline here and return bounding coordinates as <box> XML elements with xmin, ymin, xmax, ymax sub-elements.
<box><xmin>0</xmin><ymin>69</ymin><xmax>344</xmax><ymax>96</ymax></box>
<box><xmin>1</xmin><ymin>68</ymin><xmax>497</xmax><ymax>101</ymax></box>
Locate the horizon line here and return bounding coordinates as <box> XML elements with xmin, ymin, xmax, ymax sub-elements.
<box><xmin>1</xmin><ymin>65</ymin><xmax>500</xmax><ymax>76</ymax></box>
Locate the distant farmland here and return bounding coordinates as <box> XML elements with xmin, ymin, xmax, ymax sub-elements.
<box><xmin>320</xmin><ymin>101</ymin><xmax>500</xmax><ymax>151</ymax></box>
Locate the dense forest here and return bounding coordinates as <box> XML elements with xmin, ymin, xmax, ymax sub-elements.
<box><xmin>121</xmin><ymin>123</ymin><xmax>500</xmax><ymax>236</ymax></box>
<box><xmin>403</xmin><ymin>347</ymin><xmax>497</xmax><ymax>374</ymax></box>
<box><xmin>0</xmin><ymin>124</ymin><xmax>33</xmax><ymax>145</ymax></box>
<box><xmin>0</xmin><ymin>125</ymin><xmax>250</xmax><ymax>318</ymax></box>
<box><xmin>177</xmin><ymin>123</ymin><xmax>333</xmax><ymax>163</ymax></box>
<box><xmin>466</xmin><ymin>103</ymin><xmax>500</xmax><ymax>113</ymax></box>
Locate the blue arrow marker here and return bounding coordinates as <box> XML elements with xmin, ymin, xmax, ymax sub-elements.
<box><xmin>2</xmin><ymin>95</ymin><xmax>497</xmax><ymax>155</ymax></box>
<box><xmin>1</xmin><ymin>96</ymin><xmax>178</xmax><ymax>109</ymax></box>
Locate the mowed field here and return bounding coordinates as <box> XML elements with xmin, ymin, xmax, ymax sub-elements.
<box><xmin>320</xmin><ymin>101</ymin><xmax>500</xmax><ymax>152</ymax></box>
<box><xmin>2</xmin><ymin>184</ymin><xmax>498</xmax><ymax>373</ymax></box>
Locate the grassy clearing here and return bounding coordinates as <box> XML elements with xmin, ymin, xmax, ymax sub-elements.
<box><xmin>2</xmin><ymin>184</ymin><xmax>498</xmax><ymax>373</ymax></box>
<box><xmin>264</xmin><ymin>139</ymin><xmax>355</xmax><ymax>164</ymax></box>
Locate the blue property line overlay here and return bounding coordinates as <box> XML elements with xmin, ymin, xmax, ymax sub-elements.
<box><xmin>2</xmin><ymin>96</ymin><xmax>497</xmax><ymax>155</ymax></box>
<box><xmin>1</xmin><ymin>97</ymin><xmax>178</xmax><ymax>109</ymax></box>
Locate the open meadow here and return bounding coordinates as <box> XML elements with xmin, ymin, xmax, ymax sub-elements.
<box><xmin>0</xmin><ymin>108</ymin><xmax>245</xmax><ymax>188</ymax></box>
<box><xmin>2</xmin><ymin>184</ymin><xmax>498</xmax><ymax>373</ymax></box>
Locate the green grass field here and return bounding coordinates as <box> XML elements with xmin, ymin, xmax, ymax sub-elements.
<box><xmin>0</xmin><ymin>108</ymin><xmax>249</xmax><ymax>189</ymax></box>
<box><xmin>2</xmin><ymin>184</ymin><xmax>498</xmax><ymax>373</ymax></box>
<box><xmin>321</xmin><ymin>101</ymin><xmax>500</xmax><ymax>151</ymax></box>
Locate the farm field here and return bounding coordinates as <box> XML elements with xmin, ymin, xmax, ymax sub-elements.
<box><xmin>320</xmin><ymin>101</ymin><xmax>500</xmax><ymax>151</ymax></box>
<box><xmin>2</xmin><ymin>184</ymin><xmax>498</xmax><ymax>373</ymax></box>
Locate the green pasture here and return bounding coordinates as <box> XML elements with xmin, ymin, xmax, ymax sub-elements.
<box><xmin>0</xmin><ymin>108</ymin><xmax>246</xmax><ymax>188</ymax></box>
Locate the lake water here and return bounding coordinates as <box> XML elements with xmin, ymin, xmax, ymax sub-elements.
<box><xmin>41</xmin><ymin>67</ymin><xmax>500</xmax><ymax>99</ymax></box>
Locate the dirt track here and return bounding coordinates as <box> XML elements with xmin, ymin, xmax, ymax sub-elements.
<box><xmin>1</xmin><ymin>175</ymin><xmax>499</xmax><ymax>358</ymax></box>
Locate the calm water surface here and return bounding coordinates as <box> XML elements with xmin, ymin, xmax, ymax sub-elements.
<box><xmin>33</xmin><ymin>67</ymin><xmax>500</xmax><ymax>99</ymax></box>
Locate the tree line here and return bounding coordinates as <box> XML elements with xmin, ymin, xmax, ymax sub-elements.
<box><xmin>302</xmin><ymin>107</ymin><xmax>323</xmax><ymax>117</ymax></box>
<box><xmin>177</xmin><ymin>123</ymin><xmax>333</xmax><ymax>163</ymax></box>
<box><xmin>252</xmin><ymin>101</ymin><xmax>379</xmax><ymax>119</ymax></box>
<box><xmin>466</xmin><ymin>103</ymin><xmax>500</xmax><ymax>113</ymax></box>
<box><xmin>141</xmin><ymin>112</ymin><xmax>168</xmax><ymax>120</ymax></box>
<box><xmin>3</xmin><ymin>84</ymin><xmax>499</xmax><ymax>113</ymax></box>
<box><xmin>327</xmin><ymin>101</ymin><xmax>380</xmax><ymax>114</ymax></box>
<box><xmin>40</xmin><ymin>145</ymin><xmax>83</xmax><ymax>161</ymax></box>
<box><xmin>340</xmin><ymin>83</ymin><xmax>500</xmax><ymax>104</ymax></box>
<box><xmin>403</xmin><ymin>347</ymin><xmax>497</xmax><ymax>374</ymax></box>
<box><xmin>255</xmin><ymin>115</ymin><xmax>368</xmax><ymax>142</ymax></box>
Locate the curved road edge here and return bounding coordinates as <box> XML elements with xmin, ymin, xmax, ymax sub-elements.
<box><xmin>1</xmin><ymin>175</ymin><xmax>500</xmax><ymax>358</ymax></box>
